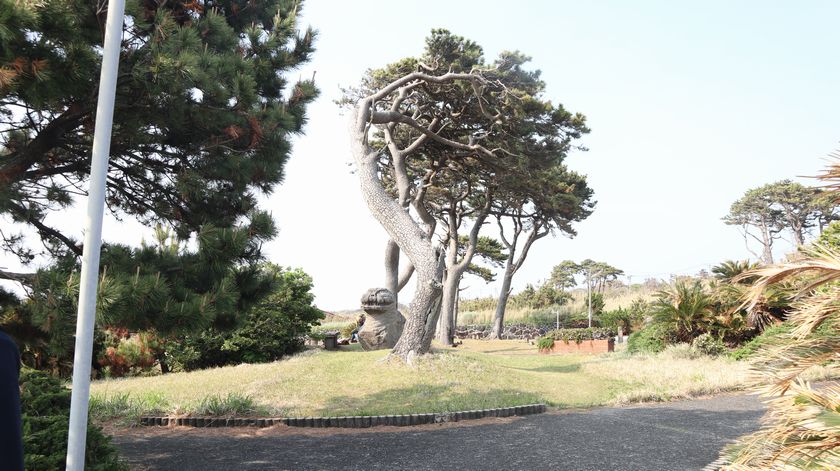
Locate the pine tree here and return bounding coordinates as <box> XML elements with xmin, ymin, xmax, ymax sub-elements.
<box><xmin>0</xmin><ymin>1</ymin><xmax>317</xmax><ymax>373</ymax></box>
<box><xmin>0</xmin><ymin>0</ymin><xmax>317</xmax><ymax>263</ymax></box>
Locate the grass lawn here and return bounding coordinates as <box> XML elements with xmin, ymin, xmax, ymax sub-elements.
<box><xmin>89</xmin><ymin>339</ymin><xmax>810</xmax><ymax>424</ymax></box>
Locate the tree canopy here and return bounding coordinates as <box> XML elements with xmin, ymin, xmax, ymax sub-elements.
<box><xmin>723</xmin><ymin>180</ymin><xmax>836</xmax><ymax>263</ymax></box>
<box><xmin>0</xmin><ymin>0</ymin><xmax>317</xmax><ymax>267</ymax></box>
<box><xmin>347</xmin><ymin>29</ymin><xmax>592</xmax><ymax>357</ymax></box>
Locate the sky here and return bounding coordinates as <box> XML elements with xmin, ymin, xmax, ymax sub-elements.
<box><xmin>4</xmin><ymin>1</ymin><xmax>840</xmax><ymax>311</ymax></box>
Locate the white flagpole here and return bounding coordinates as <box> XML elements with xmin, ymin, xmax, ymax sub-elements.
<box><xmin>65</xmin><ymin>0</ymin><xmax>125</xmax><ymax>469</ymax></box>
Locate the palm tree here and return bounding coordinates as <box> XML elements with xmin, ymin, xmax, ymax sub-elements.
<box><xmin>712</xmin><ymin>260</ymin><xmax>758</xmax><ymax>282</ymax></box>
<box><xmin>720</xmin><ymin>160</ymin><xmax>840</xmax><ymax>470</ymax></box>
<box><xmin>650</xmin><ymin>280</ymin><xmax>714</xmax><ymax>342</ymax></box>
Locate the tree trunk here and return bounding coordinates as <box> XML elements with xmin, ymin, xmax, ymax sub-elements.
<box><xmin>489</xmin><ymin>266</ymin><xmax>514</xmax><ymax>339</ymax></box>
<box><xmin>437</xmin><ymin>264</ymin><xmax>467</xmax><ymax>346</ymax></box>
<box><xmin>351</xmin><ymin>107</ymin><xmax>443</xmax><ymax>361</ymax></box>
<box><xmin>760</xmin><ymin>224</ymin><xmax>774</xmax><ymax>264</ymax></box>
<box><xmin>435</xmin><ymin>232</ymin><xmax>460</xmax><ymax>346</ymax></box>
<box><xmin>384</xmin><ymin>239</ymin><xmax>399</xmax><ymax>303</ymax></box>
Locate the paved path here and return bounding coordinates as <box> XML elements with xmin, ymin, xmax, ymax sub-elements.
<box><xmin>112</xmin><ymin>393</ymin><xmax>766</xmax><ymax>471</ymax></box>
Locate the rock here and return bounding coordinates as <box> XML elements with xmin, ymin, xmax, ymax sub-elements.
<box><xmin>357</xmin><ymin>288</ymin><xmax>405</xmax><ymax>350</ymax></box>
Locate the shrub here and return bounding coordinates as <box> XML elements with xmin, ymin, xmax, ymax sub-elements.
<box><xmin>537</xmin><ymin>336</ymin><xmax>555</xmax><ymax>351</ymax></box>
<box><xmin>691</xmin><ymin>333</ymin><xmax>727</xmax><ymax>356</ymax></box>
<box><xmin>545</xmin><ymin>327</ymin><xmax>616</xmax><ymax>344</ymax></box>
<box><xmin>598</xmin><ymin>307</ymin><xmax>644</xmax><ymax>334</ymax></box>
<box><xmin>627</xmin><ymin>323</ymin><xmax>672</xmax><ymax>354</ymax></box>
<box><xmin>20</xmin><ymin>369</ymin><xmax>127</xmax><ymax>470</ymax></box>
<box><xmin>167</xmin><ymin>268</ymin><xmax>323</xmax><ymax>371</ymax></box>
<box><xmin>650</xmin><ymin>280</ymin><xmax>714</xmax><ymax>342</ymax></box>
<box><xmin>97</xmin><ymin>330</ymin><xmax>162</xmax><ymax>378</ymax></box>
<box><xmin>729</xmin><ymin>323</ymin><xmax>794</xmax><ymax>361</ymax></box>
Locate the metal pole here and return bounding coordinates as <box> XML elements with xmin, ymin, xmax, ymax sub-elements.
<box><xmin>587</xmin><ymin>268</ymin><xmax>592</xmax><ymax>328</ymax></box>
<box><xmin>66</xmin><ymin>1</ymin><xmax>125</xmax><ymax>469</ymax></box>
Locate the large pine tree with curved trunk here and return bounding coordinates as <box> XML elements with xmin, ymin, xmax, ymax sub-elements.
<box><xmin>347</xmin><ymin>30</ymin><xmax>592</xmax><ymax>358</ymax></box>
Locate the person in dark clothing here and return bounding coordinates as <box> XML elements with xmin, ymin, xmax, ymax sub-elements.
<box><xmin>0</xmin><ymin>329</ymin><xmax>24</xmax><ymax>470</ymax></box>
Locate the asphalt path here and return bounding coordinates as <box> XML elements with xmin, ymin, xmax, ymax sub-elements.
<box><xmin>112</xmin><ymin>392</ymin><xmax>766</xmax><ymax>471</ymax></box>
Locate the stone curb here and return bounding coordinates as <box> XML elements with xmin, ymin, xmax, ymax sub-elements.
<box><xmin>138</xmin><ymin>403</ymin><xmax>547</xmax><ymax>428</ymax></box>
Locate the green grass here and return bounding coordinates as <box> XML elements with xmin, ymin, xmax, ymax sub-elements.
<box><xmin>89</xmin><ymin>339</ymin><xmax>767</xmax><ymax>422</ymax></box>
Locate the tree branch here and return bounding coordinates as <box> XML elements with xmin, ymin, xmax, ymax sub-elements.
<box><xmin>0</xmin><ymin>270</ymin><xmax>35</xmax><ymax>285</ymax></box>
<box><xmin>7</xmin><ymin>202</ymin><xmax>82</xmax><ymax>256</ymax></box>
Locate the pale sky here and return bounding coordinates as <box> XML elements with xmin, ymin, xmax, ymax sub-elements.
<box><xmin>4</xmin><ymin>1</ymin><xmax>840</xmax><ymax>311</ymax></box>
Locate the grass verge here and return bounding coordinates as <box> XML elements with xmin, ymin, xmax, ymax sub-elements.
<box><xmin>89</xmin><ymin>339</ymin><xmax>829</xmax><ymax>424</ymax></box>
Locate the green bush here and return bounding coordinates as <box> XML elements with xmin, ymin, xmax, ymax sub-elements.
<box><xmin>627</xmin><ymin>323</ymin><xmax>672</xmax><ymax>354</ymax></box>
<box><xmin>691</xmin><ymin>333</ymin><xmax>727</xmax><ymax>356</ymax></box>
<box><xmin>545</xmin><ymin>327</ymin><xmax>616</xmax><ymax>344</ymax></box>
<box><xmin>20</xmin><ymin>369</ymin><xmax>127</xmax><ymax>470</ymax></box>
<box><xmin>730</xmin><ymin>323</ymin><xmax>794</xmax><ymax>360</ymax></box>
<box><xmin>167</xmin><ymin>268</ymin><xmax>323</xmax><ymax>371</ymax></box>
<box><xmin>598</xmin><ymin>307</ymin><xmax>645</xmax><ymax>334</ymax></box>
<box><xmin>537</xmin><ymin>336</ymin><xmax>555</xmax><ymax>350</ymax></box>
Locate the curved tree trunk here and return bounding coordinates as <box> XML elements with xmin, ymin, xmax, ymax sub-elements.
<box><xmin>351</xmin><ymin>107</ymin><xmax>443</xmax><ymax>361</ymax></box>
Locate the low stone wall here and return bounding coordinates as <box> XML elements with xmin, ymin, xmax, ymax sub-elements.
<box><xmin>455</xmin><ymin>324</ymin><xmax>551</xmax><ymax>340</ymax></box>
<box><xmin>139</xmin><ymin>404</ymin><xmax>548</xmax><ymax>428</ymax></box>
<box><xmin>542</xmin><ymin>338</ymin><xmax>614</xmax><ymax>354</ymax></box>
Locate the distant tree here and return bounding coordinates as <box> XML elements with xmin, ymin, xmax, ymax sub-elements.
<box><xmin>549</xmin><ymin>260</ymin><xmax>580</xmax><ymax>291</ymax></box>
<box><xmin>487</xmin><ymin>165</ymin><xmax>594</xmax><ymax>339</ymax></box>
<box><xmin>0</xmin><ymin>0</ymin><xmax>317</xmax><ymax>273</ymax></box>
<box><xmin>723</xmin><ymin>180</ymin><xmax>836</xmax><ymax>263</ymax></box>
<box><xmin>724</xmin><ymin>186</ymin><xmax>784</xmax><ymax>264</ymax></box>
<box><xmin>764</xmin><ymin>180</ymin><xmax>826</xmax><ymax>246</ymax></box>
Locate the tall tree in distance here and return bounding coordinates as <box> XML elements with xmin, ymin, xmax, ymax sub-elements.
<box><xmin>724</xmin><ymin>180</ymin><xmax>836</xmax><ymax>263</ymax></box>
<box><xmin>765</xmin><ymin>180</ymin><xmax>826</xmax><ymax>246</ymax></box>
<box><xmin>723</xmin><ymin>186</ymin><xmax>784</xmax><ymax>264</ymax></box>
<box><xmin>0</xmin><ymin>0</ymin><xmax>317</xmax><ymax>272</ymax></box>
<box><xmin>488</xmin><ymin>165</ymin><xmax>594</xmax><ymax>339</ymax></box>
<box><xmin>549</xmin><ymin>260</ymin><xmax>580</xmax><ymax>291</ymax></box>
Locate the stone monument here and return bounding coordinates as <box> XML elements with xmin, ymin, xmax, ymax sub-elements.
<box><xmin>358</xmin><ymin>288</ymin><xmax>405</xmax><ymax>350</ymax></box>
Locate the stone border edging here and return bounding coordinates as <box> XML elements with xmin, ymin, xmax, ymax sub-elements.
<box><xmin>138</xmin><ymin>403</ymin><xmax>547</xmax><ymax>428</ymax></box>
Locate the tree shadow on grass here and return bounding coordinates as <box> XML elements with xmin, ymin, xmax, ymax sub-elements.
<box><xmin>469</xmin><ymin>346</ymin><xmax>534</xmax><ymax>354</ymax></box>
<box><xmin>316</xmin><ymin>384</ymin><xmax>544</xmax><ymax>417</ymax></box>
<box><xmin>503</xmin><ymin>363</ymin><xmax>582</xmax><ymax>373</ymax></box>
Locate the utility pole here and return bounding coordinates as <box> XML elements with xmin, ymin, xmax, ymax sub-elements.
<box><xmin>587</xmin><ymin>267</ymin><xmax>592</xmax><ymax>328</ymax></box>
